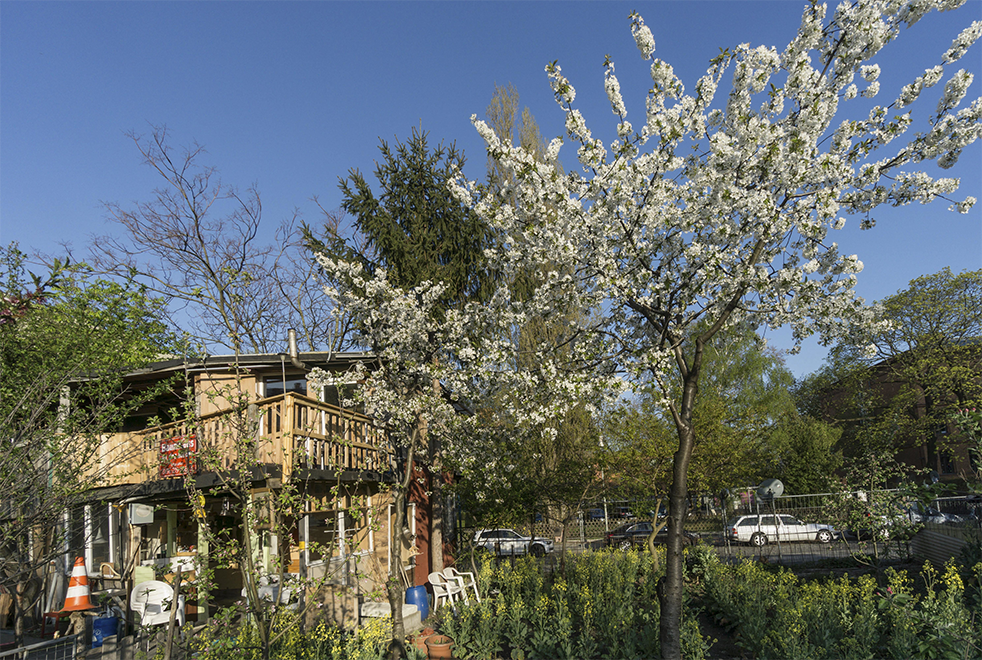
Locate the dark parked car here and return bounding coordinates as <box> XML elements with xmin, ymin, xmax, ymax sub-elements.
<box><xmin>605</xmin><ymin>521</ymin><xmax>699</xmax><ymax>549</ymax></box>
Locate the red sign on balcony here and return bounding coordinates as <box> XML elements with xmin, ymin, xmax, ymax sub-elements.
<box><xmin>159</xmin><ymin>434</ymin><xmax>196</xmax><ymax>478</ymax></box>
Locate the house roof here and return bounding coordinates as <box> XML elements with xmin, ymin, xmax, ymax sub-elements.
<box><xmin>124</xmin><ymin>350</ymin><xmax>378</xmax><ymax>379</ymax></box>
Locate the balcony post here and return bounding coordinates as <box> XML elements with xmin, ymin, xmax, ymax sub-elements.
<box><xmin>284</xmin><ymin>395</ymin><xmax>294</xmax><ymax>481</ymax></box>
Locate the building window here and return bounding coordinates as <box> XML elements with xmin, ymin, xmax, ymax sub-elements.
<box><xmin>306</xmin><ymin>510</ymin><xmax>339</xmax><ymax>565</ymax></box>
<box><xmin>940</xmin><ymin>449</ymin><xmax>956</xmax><ymax>474</ymax></box>
<box><xmin>67</xmin><ymin>504</ymin><xmax>116</xmax><ymax>574</ymax></box>
<box><xmin>322</xmin><ymin>383</ymin><xmax>360</xmax><ymax>410</ymax></box>
<box><xmin>306</xmin><ymin>507</ymin><xmax>373</xmax><ymax>565</ymax></box>
<box><xmin>265</xmin><ymin>377</ymin><xmax>307</xmax><ymax>398</ymax></box>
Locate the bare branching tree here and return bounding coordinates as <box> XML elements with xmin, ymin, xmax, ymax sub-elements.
<box><xmin>91</xmin><ymin>126</ymin><xmax>345</xmax><ymax>354</ymax></box>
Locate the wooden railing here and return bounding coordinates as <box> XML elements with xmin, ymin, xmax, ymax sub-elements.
<box><xmin>93</xmin><ymin>394</ymin><xmax>393</xmax><ymax>486</ymax></box>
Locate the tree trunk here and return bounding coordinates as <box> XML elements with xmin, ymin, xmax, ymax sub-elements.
<box><xmin>388</xmin><ymin>433</ymin><xmax>418</xmax><ymax>660</ymax></box>
<box><xmin>240</xmin><ymin>492</ymin><xmax>271</xmax><ymax>660</ymax></box>
<box><xmin>428</xmin><ymin>375</ymin><xmax>445</xmax><ymax>574</ymax></box>
<box><xmin>646</xmin><ymin>498</ymin><xmax>666</xmax><ymax>569</ymax></box>
<box><xmin>430</xmin><ymin>476</ymin><xmax>444</xmax><ymax>575</ymax></box>
<box><xmin>387</xmin><ymin>487</ymin><xmax>408</xmax><ymax>660</ymax></box>
<box><xmin>659</xmin><ymin>363</ymin><xmax>700</xmax><ymax>660</ymax></box>
<box><xmin>13</xmin><ymin>585</ymin><xmax>25</xmax><ymax>647</ymax></box>
<box><xmin>162</xmin><ymin>568</ymin><xmax>181</xmax><ymax>660</ymax></box>
<box><xmin>658</xmin><ymin>422</ymin><xmax>696</xmax><ymax>659</ymax></box>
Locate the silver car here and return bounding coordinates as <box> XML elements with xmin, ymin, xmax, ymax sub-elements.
<box><xmin>726</xmin><ymin>514</ymin><xmax>837</xmax><ymax>547</ymax></box>
<box><xmin>473</xmin><ymin>528</ymin><xmax>555</xmax><ymax>557</ymax></box>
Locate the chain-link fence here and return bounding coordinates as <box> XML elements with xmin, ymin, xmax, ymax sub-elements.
<box><xmin>468</xmin><ymin>491</ymin><xmax>980</xmax><ymax>565</ymax></box>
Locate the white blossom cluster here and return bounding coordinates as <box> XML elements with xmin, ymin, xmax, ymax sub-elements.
<box><xmin>453</xmin><ymin>0</ymin><xmax>980</xmax><ymax>406</ymax></box>
<box><xmin>310</xmin><ymin>250</ymin><xmax>616</xmax><ymax>488</ymax></box>
<box><xmin>310</xmin><ymin>258</ymin><xmax>475</xmax><ymax>454</ymax></box>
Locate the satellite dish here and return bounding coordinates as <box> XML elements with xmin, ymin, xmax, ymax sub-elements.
<box><xmin>757</xmin><ymin>478</ymin><xmax>784</xmax><ymax>500</ymax></box>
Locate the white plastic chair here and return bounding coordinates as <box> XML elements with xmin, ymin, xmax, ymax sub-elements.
<box><xmin>443</xmin><ymin>567</ymin><xmax>480</xmax><ymax>603</ymax></box>
<box><xmin>130</xmin><ymin>580</ymin><xmax>186</xmax><ymax>629</ymax></box>
<box><xmin>428</xmin><ymin>571</ymin><xmax>463</xmax><ymax>611</ymax></box>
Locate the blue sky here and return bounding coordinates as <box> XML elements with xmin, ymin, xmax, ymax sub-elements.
<box><xmin>2</xmin><ymin>1</ymin><xmax>980</xmax><ymax>378</ymax></box>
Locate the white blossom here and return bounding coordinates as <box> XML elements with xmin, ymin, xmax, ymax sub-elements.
<box><xmin>950</xmin><ymin>196</ymin><xmax>977</xmax><ymax>212</ymax></box>
<box><xmin>861</xmin><ymin>64</ymin><xmax>881</xmax><ymax>81</ymax></box>
<box><xmin>629</xmin><ymin>11</ymin><xmax>656</xmax><ymax>59</ymax></box>
<box><xmin>604</xmin><ymin>62</ymin><xmax>627</xmax><ymax>117</ymax></box>
<box><xmin>938</xmin><ymin>69</ymin><xmax>974</xmax><ymax>115</ymax></box>
<box><xmin>944</xmin><ymin>21</ymin><xmax>982</xmax><ymax>63</ymax></box>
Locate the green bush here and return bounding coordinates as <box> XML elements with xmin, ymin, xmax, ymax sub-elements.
<box><xmin>437</xmin><ymin>550</ymin><xmax>709</xmax><ymax>660</ymax></box>
<box><xmin>703</xmin><ymin>559</ymin><xmax>982</xmax><ymax>660</ymax></box>
<box><xmin>187</xmin><ymin>616</ymin><xmax>392</xmax><ymax>660</ymax></box>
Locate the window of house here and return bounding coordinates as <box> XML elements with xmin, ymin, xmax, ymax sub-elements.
<box><xmin>321</xmin><ymin>383</ymin><xmax>361</xmax><ymax>411</ymax></box>
<box><xmin>264</xmin><ymin>377</ymin><xmax>308</xmax><ymax>398</ymax></box>
<box><xmin>89</xmin><ymin>505</ymin><xmax>111</xmax><ymax>569</ymax></box>
<box><xmin>306</xmin><ymin>511</ymin><xmax>339</xmax><ymax>564</ymax></box>
<box><xmin>342</xmin><ymin>508</ymin><xmax>371</xmax><ymax>555</ymax></box>
<box><xmin>940</xmin><ymin>449</ymin><xmax>956</xmax><ymax>474</ymax></box>
<box><xmin>65</xmin><ymin>504</ymin><xmax>116</xmax><ymax>574</ymax></box>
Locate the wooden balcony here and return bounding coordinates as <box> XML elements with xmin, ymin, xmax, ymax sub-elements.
<box><xmin>93</xmin><ymin>393</ymin><xmax>394</xmax><ymax>486</ymax></box>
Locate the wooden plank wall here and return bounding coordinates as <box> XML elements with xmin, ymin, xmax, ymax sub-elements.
<box><xmin>910</xmin><ymin>528</ymin><xmax>969</xmax><ymax>566</ymax></box>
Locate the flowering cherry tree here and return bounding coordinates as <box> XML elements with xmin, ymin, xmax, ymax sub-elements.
<box><xmin>453</xmin><ymin>2</ymin><xmax>981</xmax><ymax>656</ymax></box>
<box><xmin>305</xmin><ymin>262</ymin><xmax>475</xmax><ymax>658</ymax></box>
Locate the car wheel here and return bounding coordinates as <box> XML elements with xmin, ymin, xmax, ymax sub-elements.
<box><xmin>618</xmin><ymin>540</ymin><xmax>632</xmax><ymax>551</ymax></box>
<box><xmin>530</xmin><ymin>544</ymin><xmax>545</xmax><ymax>558</ymax></box>
<box><xmin>816</xmin><ymin>529</ymin><xmax>832</xmax><ymax>544</ymax></box>
<box><xmin>750</xmin><ymin>532</ymin><xmax>767</xmax><ymax>547</ymax></box>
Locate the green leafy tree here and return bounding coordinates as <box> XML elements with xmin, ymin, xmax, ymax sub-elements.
<box><xmin>607</xmin><ymin>325</ymin><xmax>800</xmax><ymax>498</ymax></box>
<box><xmin>484</xmin><ymin>83</ymin><xmax>552</xmax><ymax>194</ymax></box>
<box><xmin>764</xmin><ymin>415</ymin><xmax>843</xmax><ymax>494</ymax></box>
<box><xmin>0</xmin><ymin>244</ymin><xmax>172</xmax><ymax>644</ymax></box>
<box><xmin>803</xmin><ymin>268</ymin><xmax>982</xmax><ymax>471</ymax></box>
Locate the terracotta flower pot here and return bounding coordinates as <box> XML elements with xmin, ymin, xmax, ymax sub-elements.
<box><xmin>413</xmin><ymin>631</ymin><xmax>436</xmax><ymax>653</ymax></box>
<box><xmin>425</xmin><ymin>634</ymin><xmax>454</xmax><ymax>659</ymax></box>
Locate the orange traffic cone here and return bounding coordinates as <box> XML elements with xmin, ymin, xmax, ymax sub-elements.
<box><xmin>60</xmin><ymin>557</ymin><xmax>95</xmax><ymax>612</ymax></box>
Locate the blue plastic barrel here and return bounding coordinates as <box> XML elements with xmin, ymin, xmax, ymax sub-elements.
<box><xmin>405</xmin><ymin>585</ymin><xmax>429</xmax><ymax>621</ymax></box>
<box><xmin>92</xmin><ymin>616</ymin><xmax>118</xmax><ymax>648</ymax></box>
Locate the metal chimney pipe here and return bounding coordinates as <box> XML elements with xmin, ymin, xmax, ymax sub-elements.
<box><xmin>287</xmin><ymin>328</ymin><xmax>306</xmax><ymax>369</ymax></box>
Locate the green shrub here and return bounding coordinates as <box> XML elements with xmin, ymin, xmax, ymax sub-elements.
<box><xmin>702</xmin><ymin>558</ymin><xmax>982</xmax><ymax>660</ymax></box>
<box><xmin>187</xmin><ymin>616</ymin><xmax>391</xmax><ymax>660</ymax></box>
<box><xmin>436</xmin><ymin>550</ymin><xmax>709</xmax><ymax>660</ymax></box>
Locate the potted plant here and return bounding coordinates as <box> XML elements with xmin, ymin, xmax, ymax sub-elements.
<box><xmin>424</xmin><ymin>634</ymin><xmax>454</xmax><ymax>659</ymax></box>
